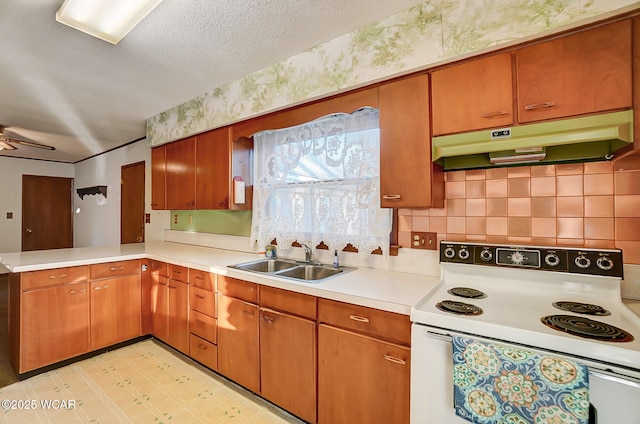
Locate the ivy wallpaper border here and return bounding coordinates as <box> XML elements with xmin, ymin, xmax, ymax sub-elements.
<box><xmin>146</xmin><ymin>0</ymin><xmax>639</xmax><ymax>146</ymax></box>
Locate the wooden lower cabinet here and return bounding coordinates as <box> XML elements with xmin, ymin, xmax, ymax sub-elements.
<box><xmin>167</xmin><ymin>279</ymin><xmax>190</xmax><ymax>354</ymax></box>
<box><xmin>20</xmin><ymin>282</ymin><xmax>90</xmax><ymax>373</ymax></box>
<box><xmin>317</xmin><ymin>324</ymin><xmax>411</xmax><ymax>424</ymax></box>
<box><xmin>260</xmin><ymin>308</ymin><xmax>317</xmax><ymax>423</ymax></box>
<box><xmin>151</xmin><ymin>275</ymin><xmax>169</xmax><ymax>341</ymax></box>
<box><xmin>217</xmin><ymin>293</ymin><xmax>260</xmax><ymax>393</ymax></box>
<box><xmin>90</xmin><ymin>275</ymin><xmax>141</xmax><ymax>350</ymax></box>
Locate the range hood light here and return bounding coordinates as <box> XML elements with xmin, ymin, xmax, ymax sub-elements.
<box><xmin>0</xmin><ymin>138</ymin><xmax>17</xmax><ymax>151</ymax></box>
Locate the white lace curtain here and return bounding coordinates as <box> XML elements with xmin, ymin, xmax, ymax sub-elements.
<box><xmin>251</xmin><ymin>107</ymin><xmax>392</xmax><ymax>256</ymax></box>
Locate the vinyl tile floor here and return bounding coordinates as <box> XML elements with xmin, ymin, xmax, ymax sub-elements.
<box><xmin>0</xmin><ymin>340</ymin><xmax>304</xmax><ymax>424</ymax></box>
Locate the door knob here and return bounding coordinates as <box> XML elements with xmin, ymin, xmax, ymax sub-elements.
<box><xmin>26</xmin><ymin>228</ymin><xmax>32</xmax><ymax>233</ymax></box>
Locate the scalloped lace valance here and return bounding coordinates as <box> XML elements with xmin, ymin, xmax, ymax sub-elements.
<box><xmin>250</xmin><ymin>107</ymin><xmax>392</xmax><ymax>256</ymax></box>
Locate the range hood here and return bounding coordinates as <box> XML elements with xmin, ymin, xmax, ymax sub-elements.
<box><xmin>432</xmin><ymin>110</ymin><xmax>633</xmax><ymax>170</ymax></box>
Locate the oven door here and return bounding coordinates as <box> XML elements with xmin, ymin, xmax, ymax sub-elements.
<box><xmin>411</xmin><ymin>323</ymin><xmax>640</xmax><ymax>424</ymax></box>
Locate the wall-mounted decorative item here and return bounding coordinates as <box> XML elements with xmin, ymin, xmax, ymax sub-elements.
<box><xmin>76</xmin><ymin>185</ymin><xmax>107</xmax><ymax>199</ymax></box>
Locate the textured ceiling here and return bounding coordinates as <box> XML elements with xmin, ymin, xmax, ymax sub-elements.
<box><xmin>0</xmin><ymin>0</ymin><xmax>425</xmax><ymax>163</ymax></box>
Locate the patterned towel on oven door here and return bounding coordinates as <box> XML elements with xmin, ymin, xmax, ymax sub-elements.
<box><xmin>452</xmin><ymin>336</ymin><xmax>589</xmax><ymax>424</ymax></box>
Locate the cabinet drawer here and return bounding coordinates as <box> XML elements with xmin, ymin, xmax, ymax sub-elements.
<box><xmin>189</xmin><ymin>334</ymin><xmax>218</xmax><ymax>371</ymax></box>
<box><xmin>90</xmin><ymin>260</ymin><xmax>140</xmax><ymax>280</ymax></box>
<box><xmin>190</xmin><ymin>286</ymin><xmax>216</xmax><ymax>317</ymax></box>
<box><xmin>318</xmin><ymin>299</ymin><xmax>411</xmax><ymax>345</ymax></box>
<box><xmin>149</xmin><ymin>260</ymin><xmax>168</xmax><ymax>277</ymax></box>
<box><xmin>217</xmin><ymin>275</ymin><xmax>258</xmax><ymax>303</ymax></box>
<box><xmin>260</xmin><ymin>285</ymin><xmax>317</xmax><ymax>320</ymax></box>
<box><xmin>22</xmin><ymin>266</ymin><xmax>89</xmax><ymax>291</ymax></box>
<box><xmin>189</xmin><ymin>269</ymin><xmax>214</xmax><ymax>291</ymax></box>
<box><xmin>190</xmin><ymin>310</ymin><xmax>217</xmax><ymax>343</ymax></box>
<box><xmin>168</xmin><ymin>264</ymin><xmax>189</xmax><ymax>283</ymax></box>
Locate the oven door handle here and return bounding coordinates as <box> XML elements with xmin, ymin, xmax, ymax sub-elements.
<box><xmin>426</xmin><ymin>331</ymin><xmax>453</xmax><ymax>342</ymax></box>
<box><xmin>590</xmin><ymin>369</ymin><xmax>640</xmax><ymax>389</ymax></box>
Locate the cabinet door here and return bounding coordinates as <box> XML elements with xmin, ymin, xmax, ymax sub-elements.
<box><xmin>260</xmin><ymin>308</ymin><xmax>317</xmax><ymax>423</ymax></box>
<box><xmin>151</xmin><ymin>145</ymin><xmax>167</xmax><ymax>210</ymax></box>
<box><xmin>165</xmin><ymin>137</ymin><xmax>196</xmax><ymax>209</ymax></box>
<box><xmin>217</xmin><ymin>294</ymin><xmax>260</xmax><ymax>393</ymax></box>
<box><xmin>517</xmin><ymin>20</ymin><xmax>632</xmax><ymax>123</ymax></box>
<box><xmin>379</xmin><ymin>74</ymin><xmax>444</xmax><ymax>208</ymax></box>
<box><xmin>196</xmin><ymin>128</ymin><xmax>231</xmax><ymax>209</ymax></box>
<box><xmin>90</xmin><ymin>275</ymin><xmax>141</xmax><ymax>350</ymax></box>
<box><xmin>167</xmin><ymin>280</ymin><xmax>189</xmax><ymax>354</ymax></box>
<box><xmin>152</xmin><ymin>275</ymin><xmax>169</xmax><ymax>342</ymax></box>
<box><xmin>318</xmin><ymin>325</ymin><xmax>410</xmax><ymax>424</ymax></box>
<box><xmin>432</xmin><ymin>53</ymin><xmax>514</xmax><ymax>135</ymax></box>
<box><xmin>21</xmin><ymin>282</ymin><xmax>89</xmax><ymax>372</ymax></box>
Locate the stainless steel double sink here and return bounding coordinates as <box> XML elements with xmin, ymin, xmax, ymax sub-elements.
<box><xmin>228</xmin><ymin>258</ymin><xmax>354</xmax><ymax>283</ymax></box>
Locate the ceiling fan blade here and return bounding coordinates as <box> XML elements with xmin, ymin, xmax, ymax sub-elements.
<box><xmin>0</xmin><ymin>138</ymin><xmax>17</xmax><ymax>150</ymax></box>
<box><xmin>10</xmin><ymin>138</ymin><xmax>56</xmax><ymax>150</ymax></box>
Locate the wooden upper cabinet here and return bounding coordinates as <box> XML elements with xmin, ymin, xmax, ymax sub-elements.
<box><xmin>432</xmin><ymin>53</ymin><xmax>514</xmax><ymax>135</ymax></box>
<box><xmin>151</xmin><ymin>145</ymin><xmax>166</xmax><ymax>210</ymax></box>
<box><xmin>379</xmin><ymin>74</ymin><xmax>444</xmax><ymax>208</ymax></box>
<box><xmin>517</xmin><ymin>20</ymin><xmax>632</xmax><ymax>123</ymax></box>
<box><xmin>165</xmin><ymin>136</ymin><xmax>196</xmax><ymax>209</ymax></box>
<box><xmin>196</xmin><ymin>128</ymin><xmax>231</xmax><ymax>209</ymax></box>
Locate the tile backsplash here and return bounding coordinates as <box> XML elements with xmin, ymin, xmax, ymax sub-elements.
<box><xmin>398</xmin><ymin>162</ymin><xmax>640</xmax><ymax>264</ymax></box>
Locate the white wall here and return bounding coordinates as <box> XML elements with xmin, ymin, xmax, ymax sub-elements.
<box><xmin>0</xmin><ymin>157</ymin><xmax>74</xmax><ymax>253</ymax></box>
<box><xmin>73</xmin><ymin>139</ymin><xmax>169</xmax><ymax>247</ymax></box>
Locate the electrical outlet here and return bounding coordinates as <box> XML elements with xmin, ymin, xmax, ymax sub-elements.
<box><xmin>6</xmin><ymin>212</ymin><xmax>13</xmax><ymax>219</ymax></box>
<box><xmin>411</xmin><ymin>232</ymin><xmax>437</xmax><ymax>250</ymax></box>
<box><xmin>173</xmin><ymin>214</ymin><xmax>178</xmax><ymax>224</ymax></box>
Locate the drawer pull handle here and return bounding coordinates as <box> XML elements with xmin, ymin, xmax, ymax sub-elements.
<box><xmin>68</xmin><ymin>289</ymin><xmax>86</xmax><ymax>294</ymax></box>
<box><xmin>93</xmin><ymin>285</ymin><xmax>110</xmax><ymax>290</ymax></box>
<box><xmin>49</xmin><ymin>274</ymin><xmax>67</xmax><ymax>279</ymax></box>
<box><xmin>481</xmin><ymin>110</ymin><xmax>508</xmax><ymax>118</ymax></box>
<box><xmin>261</xmin><ymin>316</ymin><xmax>274</xmax><ymax>323</ymax></box>
<box><xmin>197</xmin><ymin>344</ymin><xmax>208</xmax><ymax>350</ymax></box>
<box><xmin>349</xmin><ymin>315</ymin><xmax>370</xmax><ymax>323</ymax></box>
<box><xmin>242</xmin><ymin>309</ymin><xmax>255</xmax><ymax>316</ymax></box>
<box><xmin>381</xmin><ymin>194</ymin><xmax>401</xmax><ymax>200</ymax></box>
<box><xmin>524</xmin><ymin>101</ymin><xmax>555</xmax><ymax>110</ymax></box>
<box><xmin>195</xmin><ymin>276</ymin><xmax>204</xmax><ymax>280</ymax></box>
<box><xmin>168</xmin><ymin>285</ymin><xmax>176</xmax><ymax>289</ymax></box>
<box><xmin>173</xmin><ymin>270</ymin><xmax>182</xmax><ymax>274</ymax></box>
<box><xmin>195</xmin><ymin>294</ymin><xmax>205</xmax><ymax>299</ymax></box>
<box><xmin>383</xmin><ymin>354</ymin><xmax>406</xmax><ymax>365</ymax></box>
<box><xmin>110</xmin><ymin>266</ymin><xmax>125</xmax><ymax>271</ymax></box>
<box><xmin>196</xmin><ymin>319</ymin><xmax>206</xmax><ymax>325</ymax></box>
<box><xmin>158</xmin><ymin>281</ymin><xmax>167</xmax><ymax>286</ymax></box>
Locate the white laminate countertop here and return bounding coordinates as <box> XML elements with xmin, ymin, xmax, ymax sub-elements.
<box><xmin>0</xmin><ymin>241</ymin><xmax>441</xmax><ymax>315</ymax></box>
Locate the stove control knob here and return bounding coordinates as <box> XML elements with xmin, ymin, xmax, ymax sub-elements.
<box><xmin>443</xmin><ymin>247</ymin><xmax>456</xmax><ymax>259</ymax></box>
<box><xmin>596</xmin><ymin>256</ymin><xmax>614</xmax><ymax>271</ymax></box>
<box><xmin>544</xmin><ymin>253</ymin><xmax>560</xmax><ymax>267</ymax></box>
<box><xmin>574</xmin><ymin>255</ymin><xmax>591</xmax><ymax>269</ymax></box>
<box><xmin>480</xmin><ymin>249</ymin><xmax>493</xmax><ymax>262</ymax></box>
<box><xmin>458</xmin><ymin>248</ymin><xmax>470</xmax><ymax>260</ymax></box>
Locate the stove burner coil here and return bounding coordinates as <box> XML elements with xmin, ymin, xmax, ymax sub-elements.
<box><xmin>552</xmin><ymin>301</ymin><xmax>611</xmax><ymax>316</ymax></box>
<box><xmin>447</xmin><ymin>287</ymin><xmax>487</xmax><ymax>299</ymax></box>
<box><xmin>541</xmin><ymin>315</ymin><xmax>634</xmax><ymax>342</ymax></box>
<box><xmin>436</xmin><ymin>300</ymin><xmax>483</xmax><ymax>316</ymax></box>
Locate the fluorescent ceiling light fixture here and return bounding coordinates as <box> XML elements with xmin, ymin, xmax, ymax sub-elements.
<box><xmin>56</xmin><ymin>0</ymin><xmax>164</xmax><ymax>45</ymax></box>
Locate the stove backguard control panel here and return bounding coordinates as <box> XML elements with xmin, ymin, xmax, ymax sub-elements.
<box><xmin>440</xmin><ymin>242</ymin><xmax>624</xmax><ymax>278</ymax></box>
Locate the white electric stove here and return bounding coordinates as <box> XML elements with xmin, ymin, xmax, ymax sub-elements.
<box><xmin>410</xmin><ymin>241</ymin><xmax>640</xmax><ymax>424</ymax></box>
